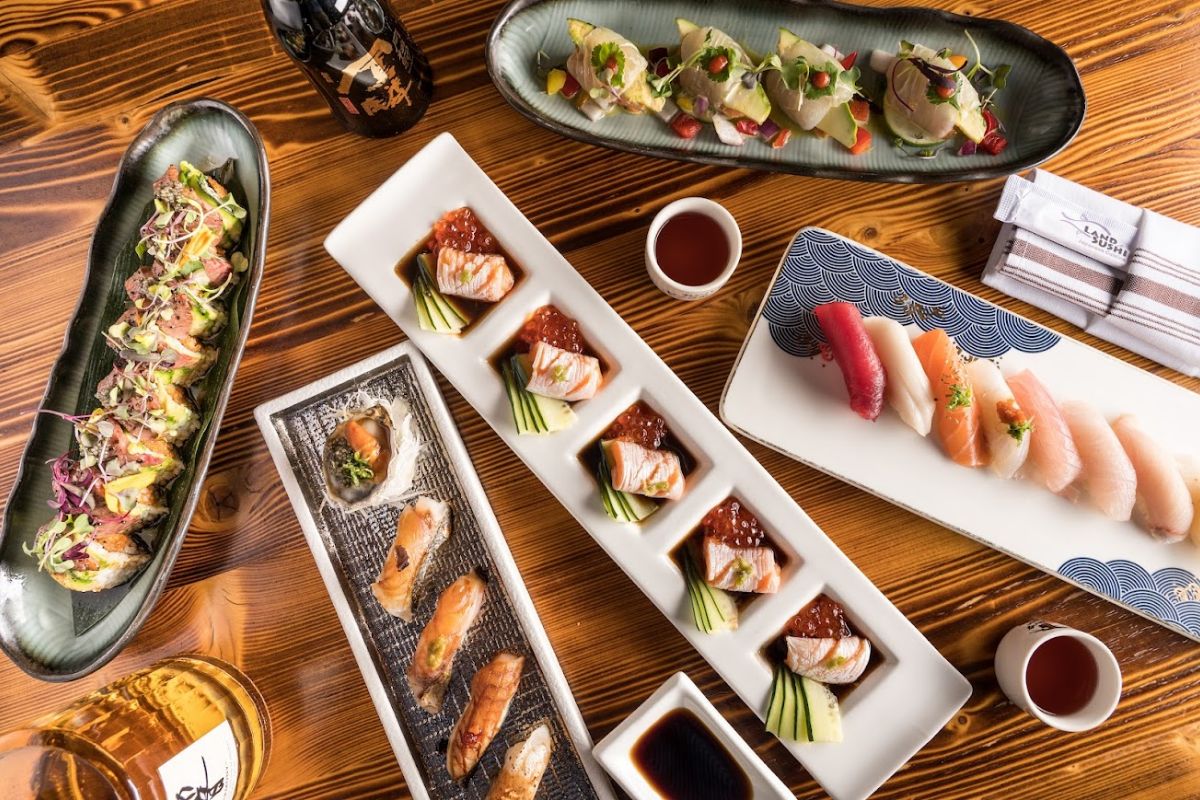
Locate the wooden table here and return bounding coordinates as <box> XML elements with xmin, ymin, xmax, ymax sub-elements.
<box><xmin>1</xmin><ymin>1</ymin><xmax>1198</xmax><ymax>797</ymax></box>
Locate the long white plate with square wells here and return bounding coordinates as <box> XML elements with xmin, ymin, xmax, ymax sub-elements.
<box><xmin>325</xmin><ymin>132</ymin><xmax>972</xmax><ymax>800</ymax></box>
<box><xmin>723</xmin><ymin>227</ymin><xmax>1200</xmax><ymax>644</ymax></box>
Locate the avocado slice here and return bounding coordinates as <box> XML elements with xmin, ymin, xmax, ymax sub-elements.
<box><xmin>816</xmin><ymin>103</ymin><xmax>858</xmax><ymax>148</ymax></box>
<box><xmin>724</xmin><ymin>82</ymin><xmax>772</xmax><ymax>125</ymax></box>
<box><xmin>778</xmin><ymin>26</ymin><xmax>799</xmax><ymax>51</ymax></box>
<box><xmin>566</xmin><ymin>18</ymin><xmax>594</xmax><ymax>46</ymax></box>
<box><xmin>675</xmin><ymin>17</ymin><xmax>700</xmax><ymax>36</ymax></box>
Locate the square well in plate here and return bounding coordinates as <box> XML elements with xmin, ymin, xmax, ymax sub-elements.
<box><xmin>723</xmin><ymin>227</ymin><xmax>1200</xmax><ymax>642</ymax></box>
<box><xmin>325</xmin><ymin>132</ymin><xmax>972</xmax><ymax>800</ymax></box>
<box><xmin>255</xmin><ymin>342</ymin><xmax>613</xmax><ymax>800</ymax></box>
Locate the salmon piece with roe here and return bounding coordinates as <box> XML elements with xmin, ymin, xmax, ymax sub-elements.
<box><xmin>702</xmin><ymin>536</ymin><xmax>781</xmax><ymax>593</ymax></box>
<box><xmin>524</xmin><ymin>340</ymin><xmax>601</xmax><ymax>402</ymax></box>
<box><xmin>436</xmin><ymin>246</ymin><xmax>514</xmax><ymax>303</ymax></box>
<box><xmin>603</xmin><ymin>440</ymin><xmax>684</xmax><ymax>500</ymax></box>
<box><xmin>912</xmin><ymin>328</ymin><xmax>987</xmax><ymax>468</ymax></box>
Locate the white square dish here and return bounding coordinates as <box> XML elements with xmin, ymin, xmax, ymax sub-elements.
<box><xmin>325</xmin><ymin>132</ymin><xmax>972</xmax><ymax>800</ymax></box>
<box><xmin>592</xmin><ymin>672</ymin><xmax>793</xmax><ymax>800</ymax></box>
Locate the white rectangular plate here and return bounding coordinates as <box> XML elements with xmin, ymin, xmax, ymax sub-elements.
<box><xmin>325</xmin><ymin>132</ymin><xmax>972</xmax><ymax>800</ymax></box>
<box><xmin>723</xmin><ymin>227</ymin><xmax>1200</xmax><ymax>643</ymax></box>
<box><xmin>255</xmin><ymin>341</ymin><xmax>614</xmax><ymax>800</ymax></box>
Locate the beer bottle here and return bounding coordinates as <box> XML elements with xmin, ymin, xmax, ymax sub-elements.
<box><xmin>260</xmin><ymin>0</ymin><xmax>433</xmax><ymax>138</ymax></box>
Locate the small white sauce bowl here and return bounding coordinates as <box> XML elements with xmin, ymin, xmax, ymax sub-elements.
<box><xmin>644</xmin><ymin>197</ymin><xmax>742</xmax><ymax>301</ymax></box>
<box><xmin>994</xmin><ymin>620</ymin><xmax>1122</xmax><ymax>732</ymax></box>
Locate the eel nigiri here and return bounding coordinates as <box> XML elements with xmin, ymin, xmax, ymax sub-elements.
<box><xmin>448</xmin><ymin>651</ymin><xmax>526</xmax><ymax>781</ymax></box>
<box><xmin>1061</xmin><ymin>402</ymin><xmax>1136</xmax><ymax>521</ymax></box>
<box><xmin>813</xmin><ymin>302</ymin><xmax>885</xmax><ymax>421</ymax></box>
<box><xmin>862</xmin><ymin>317</ymin><xmax>935</xmax><ymax>435</ymax></box>
<box><xmin>911</xmin><ymin>328</ymin><xmax>987</xmax><ymax>467</ymax></box>
<box><xmin>436</xmin><ymin>246</ymin><xmax>515</xmax><ymax>303</ymax></box>
<box><xmin>1112</xmin><ymin>415</ymin><xmax>1194</xmax><ymax>542</ymax></box>
<box><xmin>604</xmin><ymin>440</ymin><xmax>684</xmax><ymax>500</ymax></box>
<box><xmin>1178</xmin><ymin>455</ymin><xmax>1200</xmax><ymax>547</ymax></box>
<box><xmin>371</xmin><ymin>497</ymin><xmax>451</xmax><ymax>621</ymax></box>
<box><xmin>785</xmin><ymin>635</ymin><xmax>871</xmax><ymax>684</ymax></box>
<box><xmin>964</xmin><ymin>359</ymin><xmax>1032</xmax><ymax>479</ymax></box>
<box><xmin>1006</xmin><ymin>370</ymin><xmax>1082</xmax><ymax>494</ymax></box>
<box><xmin>702</xmin><ymin>536</ymin><xmax>781</xmax><ymax>594</ymax></box>
<box><xmin>485</xmin><ymin>723</ymin><xmax>554</xmax><ymax>800</ymax></box>
<box><xmin>407</xmin><ymin>570</ymin><xmax>487</xmax><ymax>714</ymax></box>
<box><xmin>525</xmin><ymin>340</ymin><xmax>601</xmax><ymax>402</ymax></box>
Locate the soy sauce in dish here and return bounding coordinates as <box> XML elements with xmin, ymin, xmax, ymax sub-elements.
<box><xmin>1026</xmin><ymin>636</ymin><xmax>1098</xmax><ymax>715</ymax></box>
<box><xmin>631</xmin><ymin>708</ymin><xmax>751</xmax><ymax>800</ymax></box>
<box><xmin>654</xmin><ymin>212</ymin><xmax>730</xmax><ymax>286</ymax></box>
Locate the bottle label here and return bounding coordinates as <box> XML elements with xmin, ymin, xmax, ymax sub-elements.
<box><xmin>335</xmin><ymin>37</ymin><xmax>416</xmax><ymax>116</ymax></box>
<box><xmin>157</xmin><ymin>719</ymin><xmax>240</xmax><ymax>800</ymax></box>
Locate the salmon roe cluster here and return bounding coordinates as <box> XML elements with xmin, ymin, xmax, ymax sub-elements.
<box><xmin>428</xmin><ymin>207</ymin><xmax>497</xmax><ymax>255</ymax></box>
<box><xmin>785</xmin><ymin>594</ymin><xmax>852</xmax><ymax>639</ymax></box>
<box><xmin>604</xmin><ymin>402</ymin><xmax>667</xmax><ymax>450</ymax></box>
<box><xmin>700</xmin><ymin>497</ymin><xmax>767</xmax><ymax>547</ymax></box>
<box><xmin>514</xmin><ymin>305</ymin><xmax>586</xmax><ymax>354</ymax></box>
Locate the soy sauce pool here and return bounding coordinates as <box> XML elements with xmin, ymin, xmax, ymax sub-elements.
<box><xmin>654</xmin><ymin>212</ymin><xmax>730</xmax><ymax>286</ymax></box>
<box><xmin>1026</xmin><ymin>635</ymin><xmax>1098</xmax><ymax>716</ymax></box>
<box><xmin>632</xmin><ymin>708</ymin><xmax>751</xmax><ymax>800</ymax></box>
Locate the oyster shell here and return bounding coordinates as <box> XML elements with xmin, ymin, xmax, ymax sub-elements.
<box><xmin>322</xmin><ymin>394</ymin><xmax>419</xmax><ymax>510</ymax></box>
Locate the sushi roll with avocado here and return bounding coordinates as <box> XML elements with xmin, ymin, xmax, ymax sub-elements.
<box><xmin>138</xmin><ymin>162</ymin><xmax>246</xmax><ymax>263</ymax></box>
<box><xmin>75</xmin><ymin>412</ymin><xmax>183</xmax><ymax>487</ymax></box>
<box><xmin>24</xmin><ymin>514</ymin><xmax>151</xmax><ymax>593</ymax></box>
<box><xmin>95</xmin><ymin>362</ymin><xmax>200</xmax><ymax>443</ymax></box>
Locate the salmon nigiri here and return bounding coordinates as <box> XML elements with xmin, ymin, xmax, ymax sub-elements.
<box><xmin>1061</xmin><ymin>401</ymin><xmax>1136</xmax><ymax>521</ymax></box>
<box><xmin>813</xmin><ymin>302</ymin><xmax>885</xmax><ymax>421</ymax></box>
<box><xmin>1112</xmin><ymin>415</ymin><xmax>1194</xmax><ymax>542</ymax></box>
<box><xmin>911</xmin><ymin>328</ymin><xmax>987</xmax><ymax>467</ymax></box>
<box><xmin>525</xmin><ymin>340</ymin><xmax>601</xmax><ymax>402</ymax></box>
<box><xmin>965</xmin><ymin>359</ymin><xmax>1032</xmax><ymax>479</ymax></box>
<box><xmin>862</xmin><ymin>317</ymin><xmax>934</xmax><ymax>435</ymax></box>
<box><xmin>1007</xmin><ymin>370</ymin><xmax>1082</xmax><ymax>494</ymax></box>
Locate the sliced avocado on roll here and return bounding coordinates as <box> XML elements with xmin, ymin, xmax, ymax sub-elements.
<box><xmin>179</xmin><ymin>160</ymin><xmax>246</xmax><ymax>247</ymax></box>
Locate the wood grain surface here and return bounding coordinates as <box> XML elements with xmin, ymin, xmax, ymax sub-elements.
<box><xmin>1</xmin><ymin>0</ymin><xmax>1199</xmax><ymax>798</ymax></box>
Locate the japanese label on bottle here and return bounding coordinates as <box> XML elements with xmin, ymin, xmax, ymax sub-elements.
<box><xmin>157</xmin><ymin>719</ymin><xmax>239</xmax><ymax>800</ymax></box>
<box><xmin>335</xmin><ymin>37</ymin><xmax>416</xmax><ymax>116</ymax></box>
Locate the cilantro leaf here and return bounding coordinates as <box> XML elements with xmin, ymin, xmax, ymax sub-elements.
<box><xmin>591</xmin><ymin>42</ymin><xmax>626</xmax><ymax>88</ymax></box>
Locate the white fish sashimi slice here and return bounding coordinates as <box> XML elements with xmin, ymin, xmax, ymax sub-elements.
<box><xmin>1061</xmin><ymin>401</ymin><xmax>1137</xmax><ymax>521</ymax></box>
<box><xmin>1111</xmin><ymin>415</ymin><xmax>1194</xmax><ymax>542</ymax></box>
<box><xmin>785</xmin><ymin>636</ymin><xmax>871</xmax><ymax>684</ymax></box>
<box><xmin>862</xmin><ymin>317</ymin><xmax>934</xmax><ymax>436</ymax></box>
<box><xmin>964</xmin><ymin>359</ymin><xmax>1031</xmax><ymax>479</ymax></box>
<box><xmin>1177</xmin><ymin>455</ymin><xmax>1200</xmax><ymax>547</ymax></box>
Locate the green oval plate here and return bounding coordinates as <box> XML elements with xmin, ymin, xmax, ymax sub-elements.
<box><xmin>487</xmin><ymin>0</ymin><xmax>1085</xmax><ymax>182</ymax></box>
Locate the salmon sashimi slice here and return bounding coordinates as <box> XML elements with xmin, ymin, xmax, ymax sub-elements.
<box><xmin>1007</xmin><ymin>370</ymin><xmax>1082</xmax><ymax>494</ymax></box>
<box><xmin>436</xmin><ymin>246</ymin><xmax>515</xmax><ymax>303</ymax></box>
<box><xmin>785</xmin><ymin>636</ymin><xmax>871</xmax><ymax>684</ymax></box>
<box><xmin>813</xmin><ymin>302</ymin><xmax>885</xmax><ymax>421</ymax></box>
<box><xmin>371</xmin><ymin>497</ymin><xmax>451</xmax><ymax>621</ymax></box>
<box><xmin>407</xmin><ymin>570</ymin><xmax>487</xmax><ymax>714</ymax></box>
<box><xmin>1061</xmin><ymin>401</ymin><xmax>1136</xmax><ymax>521</ymax></box>
<box><xmin>964</xmin><ymin>359</ymin><xmax>1032</xmax><ymax>479</ymax></box>
<box><xmin>702</xmin><ymin>535</ymin><xmax>780</xmax><ymax>593</ymax></box>
<box><xmin>912</xmin><ymin>328</ymin><xmax>987</xmax><ymax>468</ymax></box>
<box><xmin>485</xmin><ymin>723</ymin><xmax>553</xmax><ymax>800</ymax></box>
<box><xmin>1112</xmin><ymin>415</ymin><xmax>1193</xmax><ymax>542</ymax></box>
<box><xmin>604</xmin><ymin>439</ymin><xmax>684</xmax><ymax>500</ymax></box>
<box><xmin>448</xmin><ymin>651</ymin><xmax>525</xmax><ymax>781</ymax></box>
<box><xmin>862</xmin><ymin>317</ymin><xmax>934</xmax><ymax>435</ymax></box>
<box><xmin>524</xmin><ymin>340</ymin><xmax>601</xmax><ymax>402</ymax></box>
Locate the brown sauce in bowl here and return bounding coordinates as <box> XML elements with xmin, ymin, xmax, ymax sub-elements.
<box><xmin>631</xmin><ymin>708</ymin><xmax>751</xmax><ymax>800</ymax></box>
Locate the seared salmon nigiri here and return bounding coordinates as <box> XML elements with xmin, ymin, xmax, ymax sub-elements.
<box><xmin>448</xmin><ymin>651</ymin><xmax>525</xmax><ymax>781</ymax></box>
<box><xmin>371</xmin><ymin>497</ymin><xmax>451</xmax><ymax>621</ymax></box>
<box><xmin>912</xmin><ymin>328</ymin><xmax>987</xmax><ymax>468</ymax></box>
<box><xmin>407</xmin><ymin>570</ymin><xmax>487</xmax><ymax>714</ymax></box>
<box><xmin>702</xmin><ymin>537</ymin><xmax>781</xmax><ymax>593</ymax></box>
<box><xmin>1111</xmin><ymin>415</ymin><xmax>1194</xmax><ymax>542</ymax></box>
<box><xmin>964</xmin><ymin>359</ymin><xmax>1032</xmax><ymax>480</ymax></box>
<box><xmin>436</xmin><ymin>246</ymin><xmax>515</xmax><ymax>303</ymax></box>
<box><xmin>1061</xmin><ymin>401</ymin><xmax>1136</xmax><ymax>521</ymax></box>
<box><xmin>1006</xmin><ymin>369</ymin><xmax>1082</xmax><ymax>494</ymax></box>
<box><xmin>603</xmin><ymin>440</ymin><xmax>684</xmax><ymax>500</ymax></box>
<box><xmin>524</xmin><ymin>340</ymin><xmax>601</xmax><ymax>402</ymax></box>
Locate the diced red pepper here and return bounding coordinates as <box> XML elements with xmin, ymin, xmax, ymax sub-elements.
<box><xmin>670</xmin><ymin>113</ymin><xmax>702</xmax><ymax>139</ymax></box>
<box><xmin>849</xmin><ymin>98</ymin><xmax>870</xmax><ymax>124</ymax></box>
<box><xmin>771</xmin><ymin>128</ymin><xmax>792</xmax><ymax>149</ymax></box>
<box><xmin>707</xmin><ymin>54</ymin><xmax>729</xmax><ymax>75</ymax></box>
<box><xmin>848</xmin><ymin>126</ymin><xmax>872</xmax><ymax>155</ymax></box>
<box><xmin>980</xmin><ymin>132</ymin><xmax>1008</xmax><ymax>155</ymax></box>
<box><xmin>560</xmin><ymin>73</ymin><xmax>581</xmax><ymax>99</ymax></box>
<box><xmin>840</xmin><ymin>50</ymin><xmax>858</xmax><ymax>70</ymax></box>
<box><xmin>811</xmin><ymin>71</ymin><xmax>830</xmax><ymax>89</ymax></box>
<box><xmin>734</xmin><ymin>118</ymin><xmax>759</xmax><ymax>136</ymax></box>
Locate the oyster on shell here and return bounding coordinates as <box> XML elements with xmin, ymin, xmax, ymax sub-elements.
<box><xmin>322</xmin><ymin>395</ymin><xmax>419</xmax><ymax>510</ymax></box>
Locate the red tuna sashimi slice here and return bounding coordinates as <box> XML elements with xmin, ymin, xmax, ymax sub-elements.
<box><xmin>813</xmin><ymin>302</ymin><xmax>885</xmax><ymax>421</ymax></box>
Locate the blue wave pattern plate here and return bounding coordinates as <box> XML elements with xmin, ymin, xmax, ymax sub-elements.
<box><xmin>723</xmin><ymin>228</ymin><xmax>1200</xmax><ymax>643</ymax></box>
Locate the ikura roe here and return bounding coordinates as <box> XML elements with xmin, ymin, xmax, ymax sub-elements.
<box><xmin>785</xmin><ymin>594</ymin><xmax>852</xmax><ymax>639</ymax></box>
<box><xmin>604</xmin><ymin>402</ymin><xmax>668</xmax><ymax>450</ymax></box>
<box><xmin>701</xmin><ymin>498</ymin><xmax>766</xmax><ymax>547</ymax></box>
<box><xmin>514</xmin><ymin>305</ymin><xmax>586</xmax><ymax>354</ymax></box>
<box><xmin>427</xmin><ymin>208</ymin><xmax>497</xmax><ymax>255</ymax></box>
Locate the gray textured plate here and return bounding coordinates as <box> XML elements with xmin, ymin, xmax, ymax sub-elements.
<box><xmin>0</xmin><ymin>99</ymin><xmax>269</xmax><ymax>681</ymax></box>
<box><xmin>487</xmin><ymin>0</ymin><xmax>1085</xmax><ymax>182</ymax></box>
<box><xmin>255</xmin><ymin>342</ymin><xmax>613</xmax><ymax>800</ymax></box>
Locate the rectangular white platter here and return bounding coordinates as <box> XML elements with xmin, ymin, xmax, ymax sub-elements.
<box><xmin>723</xmin><ymin>227</ymin><xmax>1200</xmax><ymax>643</ymax></box>
<box><xmin>255</xmin><ymin>341</ymin><xmax>615</xmax><ymax>800</ymax></box>
<box><xmin>324</xmin><ymin>132</ymin><xmax>972</xmax><ymax>800</ymax></box>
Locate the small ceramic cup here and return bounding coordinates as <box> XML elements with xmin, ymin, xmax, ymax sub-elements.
<box><xmin>994</xmin><ymin>620</ymin><xmax>1121</xmax><ymax>732</ymax></box>
<box><xmin>644</xmin><ymin>197</ymin><xmax>742</xmax><ymax>301</ymax></box>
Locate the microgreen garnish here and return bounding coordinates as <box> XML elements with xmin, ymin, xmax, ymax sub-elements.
<box><xmin>341</xmin><ymin>452</ymin><xmax>374</xmax><ymax>487</ymax></box>
<box><xmin>946</xmin><ymin>383</ymin><xmax>973</xmax><ymax>409</ymax></box>
<box><xmin>1007</xmin><ymin>418</ymin><xmax>1034</xmax><ymax>442</ymax></box>
<box><xmin>591</xmin><ymin>42</ymin><xmax>626</xmax><ymax>88</ymax></box>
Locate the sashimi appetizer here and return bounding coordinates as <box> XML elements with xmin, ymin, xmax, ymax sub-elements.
<box><xmin>766</xmin><ymin>594</ymin><xmax>872</xmax><ymax>743</ymax></box>
<box><xmin>682</xmin><ymin>497</ymin><xmax>782</xmax><ymax>634</ymax></box>
<box><xmin>371</xmin><ymin>496</ymin><xmax>450</xmax><ymax>621</ymax></box>
<box><xmin>403</xmin><ymin>207</ymin><xmax>518</xmax><ymax>334</ymax></box>
<box><xmin>764</xmin><ymin>28</ymin><xmax>869</xmax><ymax>153</ymax></box>
<box><xmin>448</xmin><ymin>650</ymin><xmax>526</xmax><ymax>781</ymax></box>
<box><xmin>25</xmin><ymin>161</ymin><xmax>248</xmax><ymax>592</ymax></box>
<box><xmin>500</xmin><ymin>305</ymin><xmax>602</xmax><ymax>435</ymax></box>
<box><xmin>561</xmin><ymin>19</ymin><xmax>665</xmax><ymax>119</ymax></box>
<box><xmin>590</xmin><ymin>402</ymin><xmax>691</xmax><ymax>522</ymax></box>
<box><xmin>812</xmin><ymin>302</ymin><xmax>1199</xmax><ymax>545</ymax></box>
